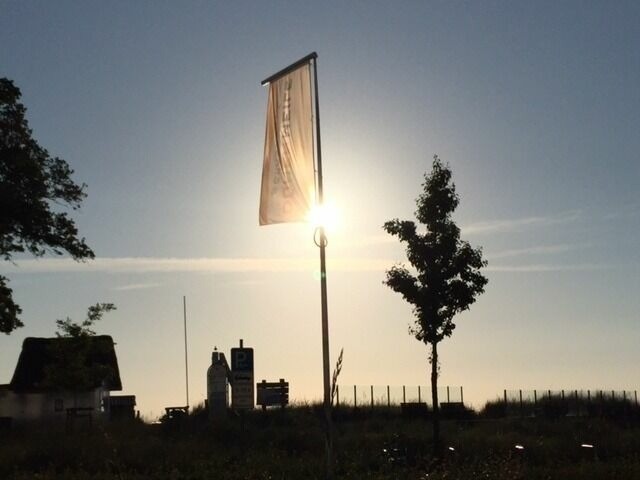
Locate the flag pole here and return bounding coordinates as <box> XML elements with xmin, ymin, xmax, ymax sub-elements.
<box><xmin>259</xmin><ymin>52</ymin><xmax>333</xmax><ymax>478</ymax></box>
<box><xmin>261</xmin><ymin>52</ymin><xmax>318</xmax><ymax>86</ymax></box>
<box><xmin>183</xmin><ymin>295</ymin><xmax>190</xmax><ymax>409</ymax></box>
<box><xmin>312</xmin><ymin>55</ymin><xmax>334</xmax><ymax>480</ymax></box>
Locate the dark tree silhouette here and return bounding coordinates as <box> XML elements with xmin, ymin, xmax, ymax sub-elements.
<box><xmin>0</xmin><ymin>78</ymin><xmax>94</xmax><ymax>333</ymax></box>
<box><xmin>55</xmin><ymin>302</ymin><xmax>116</xmax><ymax>338</ymax></box>
<box><xmin>383</xmin><ymin>155</ymin><xmax>488</xmax><ymax>452</ymax></box>
<box><xmin>44</xmin><ymin>303</ymin><xmax>117</xmax><ymax>392</ymax></box>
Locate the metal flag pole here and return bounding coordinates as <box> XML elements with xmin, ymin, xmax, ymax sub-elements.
<box><xmin>260</xmin><ymin>52</ymin><xmax>333</xmax><ymax>479</ymax></box>
<box><xmin>311</xmin><ymin>55</ymin><xmax>334</xmax><ymax>479</ymax></box>
<box><xmin>183</xmin><ymin>295</ymin><xmax>190</xmax><ymax>409</ymax></box>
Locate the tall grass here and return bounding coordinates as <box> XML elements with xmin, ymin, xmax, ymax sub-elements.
<box><xmin>2</xmin><ymin>404</ymin><xmax>640</xmax><ymax>479</ymax></box>
<box><xmin>481</xmin><ymin>393</ymin><xmax>640</xmax><ymax>420</ymax></box>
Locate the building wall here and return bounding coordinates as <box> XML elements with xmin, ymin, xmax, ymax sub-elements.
<box><xmin>0</xmin><ymin>388</ymin><xmax>109</xmax><ymax>423</ymax></box>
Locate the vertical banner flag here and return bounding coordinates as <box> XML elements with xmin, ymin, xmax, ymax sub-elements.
<box><xmin>259</xmin><ymin>63</ymin><xmax>315</xmax><ymax>225</ymax></box>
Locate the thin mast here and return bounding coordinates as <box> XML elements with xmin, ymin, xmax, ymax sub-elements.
<box><xmin>313</xmin><ymin>55</ymin><xmax>334</xmax><ymax>480</ymax></box>
<box><xmin>183</xmin><ymin>295</ymin><xmax>189</xmax><ymax>408</ymax></box>
<box><xmin>259</xmin><ymin>53</ymin><xmax>333</xmax><ymax>478</ymax></box>
<box><xmin>313</xmin><ymin>57</ymin><xmax>330</xmax><ymax>409</ymax></box>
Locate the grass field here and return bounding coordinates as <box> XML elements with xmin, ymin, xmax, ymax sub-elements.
<box><xmin>2</xmin><ymin>402</ymin><xmax>640</xmax><ymax>479</ymax></box>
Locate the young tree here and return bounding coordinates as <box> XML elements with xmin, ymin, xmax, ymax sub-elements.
<box><xmin>0</xmin><ymin>78</ymin><xmax>94</xmax><ymax>333</ymax></box>
<box><xmin>55</xmin><ymin>302</ymin><xmax>116</xmax><ymax>338</ymax></box>
<box><xmin>45</xmin><ymin>303</ymin><xmax>117</xmax><ymax>392</ymax></box>
<box><xmin>383</xmin><ymin>155</ymin><xmax>488</xmax><ymax>452</ymax></box>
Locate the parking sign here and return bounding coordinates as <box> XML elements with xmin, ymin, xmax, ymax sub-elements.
<box><xmin>231</xmin><ymin>342</ymin><xmax>254</xmax><ymax>409</ymax></box>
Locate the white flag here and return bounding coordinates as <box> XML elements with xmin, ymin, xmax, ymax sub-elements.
<box><xmin>259</xmin><ymin>63</ymin><xmax>315</xmax><ymax>225</ymax></box>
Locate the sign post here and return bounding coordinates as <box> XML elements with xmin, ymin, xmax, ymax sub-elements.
<box><xmin>231</xmin><ymin>339</ymin><xmax>254</xmax><ymax>410</ymax></box>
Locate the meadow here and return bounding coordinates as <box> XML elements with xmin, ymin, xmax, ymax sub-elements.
<box><xmin>1</xmin><ymin>400</ymin><xmax>640</xmax><ymax>479</ymax></box>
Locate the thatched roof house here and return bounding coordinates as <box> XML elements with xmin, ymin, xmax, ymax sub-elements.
<box><xmin>9</xmin><ymin>336</ymin><xmax>122</xmax><ymax>392</ymax></box>
<box><xmin>0</xmin><ymin>336</ymin><xmax>123</xmax><ymax>424</ymax></box>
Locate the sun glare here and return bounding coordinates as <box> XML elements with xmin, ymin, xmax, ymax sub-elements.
<box><xmin>307</xmin><ymin>202</ymin><xmax>340</xmax><ymax>232</ymax></box>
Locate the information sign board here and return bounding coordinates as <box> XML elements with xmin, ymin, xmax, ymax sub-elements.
<box><xmin>231</xmin><ymin>348</ymin><xmax>254</xmax><ymax>372</ymax></box>
<box><xmin>231</xmin><ymin>343</ymin><xmax>254</xmax><ymax>409</ymax></box>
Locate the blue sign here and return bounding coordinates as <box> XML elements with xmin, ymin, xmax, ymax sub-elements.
<box><xmin>231</xmin><ymin>348</ymin><xmax>254</xmax><ymax>372</ymax></box>
<box><xmin>231</xmin><ymin>346</ymin><xmax>254</xmax><ymax>409</ymax></box>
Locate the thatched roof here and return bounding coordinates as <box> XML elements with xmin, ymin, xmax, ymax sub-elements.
<box><xmin>9</xmin><ymin>336</ymin><xmax>122</xmax><ymax>392</ymax></box>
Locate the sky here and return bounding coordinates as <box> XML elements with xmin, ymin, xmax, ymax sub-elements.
<box><xmin>1</xmin><ymin>1</ymin><xmax>639</xmax><ymax>419</ymax></box>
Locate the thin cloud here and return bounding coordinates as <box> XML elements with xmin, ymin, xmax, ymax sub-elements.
<box><xmin>335</xmin><ymin>211</ymin><xmax>584</xmax><ymax>249</ymax></box>
<box><xmin>486</xmin><ymin>263</ymin><xmax>606</xmax><ymax>273</ymax></box>
<box><xmin>603</xmin><ymin>202</ymin><xmax>640</xmax><ymax>220</ymax></box>
<box><xmin>5</xmin><ymin>255</ymin><xmax>613</xmax><ymax>276</ymax></box>
<box><xmin>221</xmin><ymin>279</ymin><xmax>267</xmax><ymax>287</ymax></box>
<box><xmin>486</xmin><ymin>244</ymin><xmax>584</xmax><ymax>260</ymax></box>
<box><xmin>4</xmin><ymin>256</ymin><xmax>390</xmax><ymax>274</ymax></box>
<box><xmin>113</xmin><ymin>282</ymin><xmax>162</xmax><ymax>291</ymax></box>
<box><xmin>462</xmin><ymin>210</ymin><xmax>581</xmax><ymax>235</ymax></box>
<box><xmin>336</xmin><ymin>234</ymin><xmax>395</xmax><ymax>249</ymax></box>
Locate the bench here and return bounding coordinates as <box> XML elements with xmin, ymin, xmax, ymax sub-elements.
<box><xmin>439</xmin><ymin>401</ymin><xmax>468</xmax><ymax>418</ymax></box>
<box><xmin>401</xmin><ymin>402</ymin><xmax>429</xmax><ymax>417</ymax></box>
<box><xmin>256</xmin><ymin>379</ymin><xmax>289</xmax><ymax>410</ymax></box>
<box><xmin>163</xmin><ymin>406</ymin><xmax>188</xmax><ymax>420</ymax></box>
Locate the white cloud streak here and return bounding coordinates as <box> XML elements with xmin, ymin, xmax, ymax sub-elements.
<box><xmin>485</xmin><ymin>263</ymin><xmax>606</xmax><ymax>273</ymax></box>
<box><xmin>486</xmin><ymin>244</ymin><xmax>583</xmax><ymax>260</ymax></box>
<box><xmin>3</xmin><ymin>256</ymin><xmax>612</xmax><ymax>276</ymax></box>
<box><xmin>336</xmin><ymin>234</ymin><xmax>395</xmax><ymax>249</ymax></box>
<box><xmin>4</xmin><ymin>256</ymin><xmax>391</xmax><ymax>274</ymax></box>
<box><xmin>338</xmin><ymin>211</ymin><xmax>584</xmax><ymax>250</ymax></box>
<box><xmin>462</xmin><ymin>210</ymin><xmax>582</xmax><ymax>235</ymax></box>
<box><xmin>112</xmin><ymin>282</ymin><xmax>162</xmax><ymax>291</ymax></box>
<box><xmin>603</xmin><ymin>202</ymin><xmax>640</xmax><ymax>220</ymax></box>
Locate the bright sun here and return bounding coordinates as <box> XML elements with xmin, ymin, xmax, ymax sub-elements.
<box><xmin>306</xmin><ymin>202</ymin><xmax>340</xmax><ymax>232</ymax></box>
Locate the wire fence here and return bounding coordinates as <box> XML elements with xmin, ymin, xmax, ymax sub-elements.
<box><xmin>335</xmin><ymin>385</ymin><xmax>464</xmax><ymax>408</ymax></box>
<box><xmin>501</xmin><ymin>389</ymin><xmax>639</xmax><ymax>417</ymax></box>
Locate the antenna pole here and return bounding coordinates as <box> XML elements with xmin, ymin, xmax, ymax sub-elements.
<box><xmin>183</xmin><ymin>295</ymin><xmax>190</xmax><ymax>409</ymax></box>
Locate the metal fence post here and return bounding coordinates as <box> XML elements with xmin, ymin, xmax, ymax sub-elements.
<box><xmin>519</xmin><ymin>389</ymin><xmax>523</xmax><ymax>416</ymax></box>
<box><xmin>418</xmin><ymin>385</ymin><xmax>421</xmax><ymax>403</ymax></box>
<box><xmin>447</xmin><ymin>386</ymin><xmax>450</xmax><ymax>403</ymax></box>
<box><xmin>371</xmin><ymin>385</ymin><xmax>374</xmax><ymax>408</ymax></box>
<box><xmin>504</xmin><ymin>389</ymin><xmax>507</xmax><ymax>404</ymax></box>
<box><xmin>354</xmin><ymin>385</ymin><xmax>357</xmax><ymax>407</ymax></box>
<box><xmin>561</xmin><ymin>390</ymin><xmax>565</xmax><ymax>401</ymax></box>
<box><xmin>534</xmin><ymin>390</ymin><xmax>537</xmax><ymax>407</ymax></box>
<box><xmin>387</xmin><ymin>385</ymin><xmax>390</xmax><ymax>408</ymax></box>
<box><xmin>460</xmin><ymin>386</ymin><xmax>464</xmax><ymax>404</ymax></box>
<box><xmin>403</xmin><ymin>385</ymin><xmax>406</xmax><ymax>403</ymax></box>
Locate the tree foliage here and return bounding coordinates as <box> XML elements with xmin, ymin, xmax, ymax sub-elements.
<box><xmin>0</xmin><ymin>77</ymin><xmax>94</xmax><ymax>333</ymax></box>
<box><xmin>383</xmin><ymin>155</ymin><xmax>488</xmax><ymax>344</ymax></box>
<box><xmin>45</xmin><ymin>303</ymin><xmax>117</xmax><ymax>392</ymax></box>
<box><xmin>55</xmin><ymin>302</ymin><xmax>116</xmax><ymax>338</ymax></box>
<box><xmin>383</xmin><ymin>155</ymin><xmax>488</xmax><ymax>450</ymax></box>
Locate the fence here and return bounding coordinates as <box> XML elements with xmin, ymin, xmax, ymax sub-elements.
<box><xmin>501</xmin><ymin>389</ymin><xmax>639</xmax><ymax>417</ymax></box>
<box><xmin>335</xmin><ymin>385</ymin><xmax>464</xmax><ymax>408</ymax></box>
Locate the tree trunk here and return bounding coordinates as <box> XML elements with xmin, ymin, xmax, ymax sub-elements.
<box><xmin>430</xmin><ymin>341</ymin><xmax>441</xmax><ymax>455</ymax></box>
